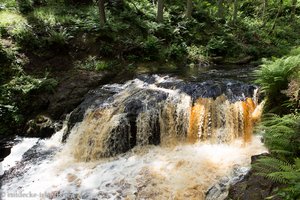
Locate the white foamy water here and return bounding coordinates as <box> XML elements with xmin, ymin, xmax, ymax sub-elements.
<box><xmin>0</xmin><ymin>138</ymin><xmax>38</xmax><ymax>176</ymax></box>
<box><xmin>1</xmin><ymin>76</ymin><xmax>267</xmax><ymax>199</ymax></box>
<box><xmin>1</xmin><ymin>132</ymin><xmax>267</xmax><ymax>200</ymax></box>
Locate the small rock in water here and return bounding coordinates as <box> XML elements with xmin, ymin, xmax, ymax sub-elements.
<box><xmin>25</xmin><ymin>115</ymin><xmax>55</xmax><ymax>138</ymax></box>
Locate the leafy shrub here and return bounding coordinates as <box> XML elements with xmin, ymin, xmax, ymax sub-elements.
<box><xmin>206</xmin><ymin>36</ymin><xmax>227</xmax><ymax>55</ymax></box>
<box><xmin>0</xmin><ymin>74</ymin><xmax>58</xmax><ymax>135</ymax></box>
<box><xmin>4</xmin><ymin>75</ymin><xmax>57</xmax><ymax>95</ymax></box>
<box><xmin>75</xmin><ymin>56</ymin><xmax>110</xmax><ymax>71</ymax></box>
<box><xmin>254</xmin><ymin>47</ymin><xmax>300</xmax><ymax>199</ymax></box>
<box><xmin>141</xmin><ymin>35</ymin><xmax>161</xmax><ymax>60</ymax></box>
<box><xmin>259</xmin><ymin>114</ymin><xmax>300</xmax><ymax>158</ymax></box>
<box><xmin>0</xmin><ymin>42</ymin><xmax>10</xmax><ymax>64</ymax></box>
<box><xmin>17</xmin><ymin>0</ymin><xmax>34</xmax><ymax>14</ymax></box>
<box><xmin>187</xmin><ymin>45</ymin><xmax>209</xmax><ymax>64</ymax></box>
<box><xmin>47</xmin><ymin>28</ymin><xmax>72</xmax><ymax>47</ymax></box>
<box><xmin>0</xmin><ymin>104</ymin><xmax>22</xmax><ymax>135</ymax></box>
<box><xmin>255</xmin><ymin>52</ymin><xmax>300</xmax><ymax>113</ymax></box>
<box><xmin>0</xmin><ymin>11</ymin><xmax>28</xmax><ymax>36</ymax></box>
<box><xmin>165</xmin><ymin>43</ymin><xmax>187</xmax><ymax>61</ymax></box>
<box><xmin>254</xmin><ymin>114</ymin><xmax>300</xmax><ymax>200</ymax></box>
<box><xmin>254</xmin><ymin>156</ymin><xmax>300</xmax><ymax>200</ymax></box>
<box><xmin>37</xmin><ymin>78</ymin><xmax>58</xmax><ymax>93</ymax></box>
<box><xmin>0</xmin><ymin>40</ymin><xmax>21</xmax><ymax>84</ymax></box>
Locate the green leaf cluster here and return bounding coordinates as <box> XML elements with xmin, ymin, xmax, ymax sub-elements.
<box><xmin>255</xmin><ymin>46</ymin><xmax>300</xmax><ymax>200</ymax></box>
<box><xmin>255</xmin><ymin>47</ymin><xmax>300</xmax><ymax>113</ymax></box>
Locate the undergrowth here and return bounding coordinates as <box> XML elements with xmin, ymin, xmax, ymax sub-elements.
<box><xmin>255</xmin><ymin>46</ymin><xmax>300</xmax><ymax>200</ymax></box>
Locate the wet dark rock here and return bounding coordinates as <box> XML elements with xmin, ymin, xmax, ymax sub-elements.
<box><xmin>25</xmin><ymin>115</ymin><xmax>55</xmax><ymax>138</ymax></box>
<box><xmin>161</xmin><ymin>80</ymin><xmax>256</xmax><ymax>102</ymax></box>
<box><xmin>105</xmin><ymin>117</ymin><xmax>131</xmax><ymax>157</ymax></box>
<box><xmin>63</xmin><ymin>87</ymin><xmax>116</xmax><ymax>142</ymax></box>
<box><xmin>225</xmin><ymin>153</ymin><xmax>283</xmax><ymax>200</ymax></box>
<box><xmin>22</xmin><ymin>141</ymin><xmax>56</xmax><ymax>163</ymax></box>
<box><xmin>47</xmin><ymin>70</ymin><xmax>114</xmax><ymax>120</ymax></box>
<box><xmin>0</xmin><ymin>140</ymin><xmax>57</xmax><ymax>186</ymax></box>
<box><xmin>136</xmin><ymin>75</ymin><xmax>158</xmax><ymax>84</ymax></box>
<box><xmin>63</xmin><ymin>75</ymin><xmax>258</xmax><ymax>156</ymax></box>
<box><xmin>0</xmin><ymin>145</ymin><xmax>11</xmax><ymax>162</ymax></box>
<box><xmin>206</xmin><ymin>166</ymin><xmax>250</xmax><ymax>200</ymax></box>
<box><xmin>125</xmin><ymin>99</ymin><xmax>144</xmax><ymax>115</ymax></box>
<box><xmin>0</xmin><ymin>137</ymin><xmax>23</xmax><ymax>163</ymax></box>
<box><xmin>105</xmin><ymin>90</ymin><xmax>166</xmax><ymax>156</ymax></box>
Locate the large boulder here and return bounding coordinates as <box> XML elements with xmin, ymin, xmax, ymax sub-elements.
<box><xmin>225</xmin><ymin>153</ymin><xmax>283</xmax><ymax>200</ymax></box>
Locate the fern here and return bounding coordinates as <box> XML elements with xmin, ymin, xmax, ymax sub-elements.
<box><xmin>254</xmin><ymin>157</ymin><xmax>300</xmax><ymax>199</ymax></box>
<box><xmin>259</xmin><ymin>114</ymin><xmax>300</xmax><ymax>158</ymax></box>
<box><xmin>254</xmin><ymin>113</ymin><xmax>300</xmax><ymax>199</ymax></box>
<box><xmin>255</xmin><ymin>51</ymin><xmax>300</xmax><ymax>113</ymax></box>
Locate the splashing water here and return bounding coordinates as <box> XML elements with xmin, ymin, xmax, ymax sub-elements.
<box><xmin>0</xmin><ymin>75</ymin><xmax>267</xmax><ymax>200</ymax></box>
<box><xmin>66</xmin><ymin>75</ymin><xmax>264</xmax><ymax>161</ymax></box>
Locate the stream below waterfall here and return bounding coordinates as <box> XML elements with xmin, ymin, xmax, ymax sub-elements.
<box><xmin>0</xmin><ymin>66</ymin><xmax>268</xmax><ymax>200</ymax></box>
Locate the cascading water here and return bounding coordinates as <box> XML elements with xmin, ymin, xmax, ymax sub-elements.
<box><xmin>0</xmin><ymin>75</ymin><xmax>267</xmax><ymax>200</ymax></box>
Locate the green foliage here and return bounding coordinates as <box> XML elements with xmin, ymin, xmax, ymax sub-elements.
<box><xmin>206</xmin><ymin>36</ymin><xmax>227</xmax><ymax>55</ymax></box>
<box><xmin>75</xmin><ymin>56</ymin><xmax>110</xmax><ymax>71</ymax></box>
<box><xmin>260</xmin><ymin>114</ymin><xmax>300</xmax><ymax>159</ymax></box>
<box><xmin>254</xmin><ymin>156</ymin><xmax>300</xmax><ymax>200</ymax></box>
<box><xmin>0</xmin><ymin>0</ymin><xmax>17</xmax><ymax>10</ymax></box>
<box><xmin>255</xmin><ymin>51</ymin><xmax>300</xmax><ymax>113</ymax></box>
<box><xmin>165</xmin><ymin>43</ymin><xmax>187</xmax><ymax>61</ymax></box>
<box><xmin>0</xmin><ymin>73</ymin><xmax>58</xmax><ymax>135</ymax></box>
<box><xmin>187</xmin><ymin>45</ymin><xmax>209</xmax><ymax>65</ymax></box>
<box><xmin>255</xmin><ymin>45</ymin><xmax>300</xmax><ymax>200</ymax></box>
<box><xmin>17</xmin><ymin>0</ymin><xmax>34</xmax><ymax>14</ymax></box>
<box><xmin>254</xmin><ymin>113</ymin><xmax>300</xmax><ymax>199</ymax></box>
<box><xmin>142</xmin><ymin>35</ymin><xmax>161</xmax><ymax>59</ymax></box>
<box><xmin>47</xmin><ymin>28</ymin><xmax>72</xmax><ymax>47</ymax></box>
<box><xmin>0</xmin><ymin>11</ymin><xmax>28</xmax><ymax>36</ymax></box>
<box><xmin>0</xmin><ymin>0</ymin><xmax>299</xmax><ymax>138</ymax></box>
<box><xmin>0</xmin><ymin>104</ymin><xmax>22</xmax><ymax>135</ymax></box>
<box><xmin>0</xmin><ymin>42</ymin><xmax>11</xmax><ymax>64</ymax></box>
<box><xmin>3</xmin><ymin>75</ymin><xmax>58</xmax><ymax>98</ymax></box>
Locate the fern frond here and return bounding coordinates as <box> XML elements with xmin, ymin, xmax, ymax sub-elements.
<box><xmin>270</xmin><ymin>149</ymin><xmax>293</xmax><ymax>155</ymax></box>
<box><xmin>265</xmin><ymin>172</ymin><xmax>288</xmax><ymax>183</ymax></box>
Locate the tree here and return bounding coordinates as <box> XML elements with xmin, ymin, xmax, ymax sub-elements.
<box><xmin>98</xmin><ymin>0</ymin><xmax>106</xmax><ymax>26</ymax></box>
<box><xmin>186</xmin><ymin>0</ymin><xmax>193</xmax><ymax>19</ymax></box>
<box><xmin>157</xmin><ymin>0</ymin><xmax>164</xmax><ymax>23</ymax></box>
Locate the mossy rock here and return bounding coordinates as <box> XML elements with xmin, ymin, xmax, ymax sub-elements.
<box><xmin>25</xmin><ymin>115</ymin><xmax>55</xmax><ymax>138</ymax></box>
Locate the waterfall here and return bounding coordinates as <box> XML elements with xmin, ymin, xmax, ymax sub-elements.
<box><xmin>0</xmin><ymin>75</ymin><xmax>267</xmax><ymax>200</ymax></box>
<box><xmin>64</xmin><ymin>75</ymin><xmax>263</xmax><ymax>162</ymax></box>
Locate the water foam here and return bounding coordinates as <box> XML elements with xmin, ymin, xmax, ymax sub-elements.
<box><xmin>1</xmin><ymin>132</ymin><xmax>267</xmax><ymax>200</ymax></box>
<box><xmin>1</xmin><ymin>75</ymin><xmax>267</xmax><ymax>200</ymax></box>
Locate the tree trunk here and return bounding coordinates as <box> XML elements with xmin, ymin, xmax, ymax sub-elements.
<box><xmin>98</xmin><ymin>0</ymin><xmax>106</xmax><ymax>26</ymax></box>
<box><xmin>217</xmin><ymin>0</ymin><xmax>224</xmax><ymax>19</ymax></box>
<box><xmin>186</xmin><ymin>0</ymin><xmax>193</xmax><ymax>19</ymax></box>
<box><xmin>291</xmin><ymin>0</ymin><xmax>297</xmax><ymax>20</ymax></box>
<box><xmin>233</xmin><ymin>0</ymin><xmax>238</xmax><ymax>23</ymax></box>
<box><xmin>157</xmin><ymin>0</ymin><xmax>164</xmax><ymax>23</ymax></box>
